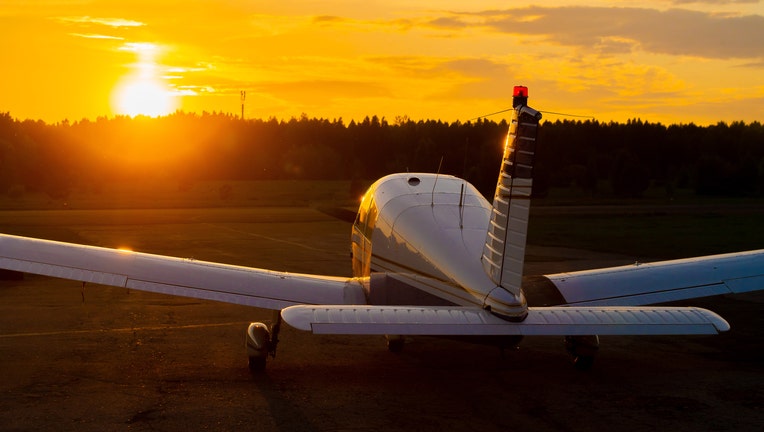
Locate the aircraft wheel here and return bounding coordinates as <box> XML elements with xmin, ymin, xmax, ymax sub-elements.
<box><xmin>246</xmin><ymin>322</ymin><xmax>271</xmax><ymax>372</ymax></box>
<box><xmin>564</xmin><ymin>335</ymin><xmax>599</xmax><ymax>371</ymax></box>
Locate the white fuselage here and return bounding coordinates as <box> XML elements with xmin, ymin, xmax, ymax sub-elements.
<box><xmin>352</xmin><ymin>173</ymin><xmax>502</xmax><ymax>309</ymax></box>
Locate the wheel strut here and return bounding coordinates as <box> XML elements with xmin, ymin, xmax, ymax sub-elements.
<box><xmin>246</xmin><ymin>311</ymin><xmax>284</xmax><ymax>372</ymax></box>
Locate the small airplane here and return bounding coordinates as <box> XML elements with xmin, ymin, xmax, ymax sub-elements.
<box><xmin>1</xmin><ymin>86</ymin><xmax>762</xmax><ymax>371</ymax></box>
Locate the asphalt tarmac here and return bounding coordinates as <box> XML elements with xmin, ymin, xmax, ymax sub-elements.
<box><xmin>0</xmin><ymin>208</ymin><xmax>761</xmax><ymax>431</ymax></box>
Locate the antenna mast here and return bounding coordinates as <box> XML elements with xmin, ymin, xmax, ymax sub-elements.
<box><xmin>240</xmin><ymin>90</ymin><xmax>246</xmax><ymax>120</ymax></box>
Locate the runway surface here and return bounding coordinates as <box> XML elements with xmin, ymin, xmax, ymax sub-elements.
<box><xmin>1</xmin><ymin>208</ymin><xmax>761</xmax><ymax>431</ymax></box>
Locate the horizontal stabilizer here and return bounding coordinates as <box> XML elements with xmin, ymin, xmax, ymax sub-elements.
<box><xmin>281</xmin><ymin>305</ymin><xmax>729</xmax><ymax>336</ymax></box>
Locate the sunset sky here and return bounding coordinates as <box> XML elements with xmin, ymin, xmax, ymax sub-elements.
<box><xmin>2</xmin><ymin>1</ymin><xmax>762</xmax><ymax>125</ymax></box>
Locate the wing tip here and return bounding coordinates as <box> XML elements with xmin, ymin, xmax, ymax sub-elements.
<box><xmin>693</xmin><ymin>307</ymin><xmax>730</xmax><ymax>333</ymax></box>
<box><xmin>281</xmin><ymin>306</ymin><xmax>314</xmax><ymax>332</ymax></box>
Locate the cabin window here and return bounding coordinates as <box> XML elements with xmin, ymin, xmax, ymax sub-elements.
<box><xmin>364</xmin><ymin>198</ymin><xmax>377</xmax><ymax>239</ymax></box>
<box><xmin>353</xmin><ymin>195</ymin><xmax>377</xmax><ymax>241</ymax></box>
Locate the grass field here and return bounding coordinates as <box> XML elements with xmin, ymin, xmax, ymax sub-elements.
<box><xmin>0</xmin><ymin>180</ymin><xmax>363</xmax><ymax>211</ymax></box>
<box><xmin>1</xmin><ymin>179</ymin><xmax>762</xmax><ymax>260</ymax></box>
<box><xmin>528</xmin><ymin>211</ymin><xmax>764</xmax><ymax>259</ymax></box>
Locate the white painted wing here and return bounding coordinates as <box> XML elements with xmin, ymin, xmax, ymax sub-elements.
<box><xmin>545</xmin><ymin>250</ymin><xmax>764</xmax><ymax>306</ymax></box>
<box><xmin>0</xmin><ymin>234</ymin><xmax>366</xmax><ymax>309</ymax></box>
<box><xmin>281</xmin><ymin>305</ymin><xmax>729</xmax><ymax>335</ymax></box>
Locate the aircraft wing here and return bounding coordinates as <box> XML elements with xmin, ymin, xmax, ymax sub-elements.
<box><xmin>1</xmin><ymin>233</ymin><xmax>759</xmax><ymax>338</ymax></box>
<box><xmin>281</xmin><ymin>305</ymin><xmax>730</xmax><ymax>335</ymax></box>
<box><xmin>0</xmin><ymin>234</ymin><xmax>366</xmax><ymax>310</ymax></box>
<box><xmin>538</xmin><ymin>250</ymin><xmax>764</xmax><ymax>307</ymax></box>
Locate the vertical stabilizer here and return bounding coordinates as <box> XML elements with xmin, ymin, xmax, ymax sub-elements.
<box><xmin>481</xmin><ymin>87</ymin><xmax>542</xmax><ymax>317</ymax></box>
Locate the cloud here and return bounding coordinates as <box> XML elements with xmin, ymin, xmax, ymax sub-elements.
<box><xmin>56</xmin><ymin>16</ymin><xmax>145</xmax><ymax>28</ymax></box>
<box><xmin>426</xmin><ymin>16</ymin><xmax>470</xmax><ymax>30</ymax></box>
<box><xmin>671</xmin><ymin>0</ymin><xmax>758</xmax><ymax>4</ymax></box>
<box><xmin>309</xmin><ymin>14</ymin><xmax>415</xmax><ymax>33</ymax></box>
<box><xmin>739</xmin><ymin>59</ymin><xmax>764</xmax><ymax>68</ymax></box>
<box><xmin>432</xmin><ymin>7</ymin><xmax>764</xmax><ymax>61</ymax></box>
<box><xmin>312</xmin><ymin>15</ymin><xmax>346</xmax><ymax>24</ymax></box>
<box><xmin>440</xmin><ymin>58</ymin><xmax>508</xmax><ymax>77</ymax></box>
<box><xmin>69</xmin><ymin>33</ymin><xmax>124</xmax><ymax>40</ymax></box>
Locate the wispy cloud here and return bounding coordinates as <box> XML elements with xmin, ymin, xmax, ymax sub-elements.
<box><xmin>312</xmin><ymin>15</ymin><xmax>345</xmax><ymax>24</ymax></box>
<box><xmin>69</xmin><ymin>33</ymin><xmax>124</xmax><ymax>40</ymax></box>
<box><xmin>56</xmin><ymin>16</ymin><xmax>145</xmax><ymax>28</ymax></box>
<box><xmin>309</xmin><ymin>14</ymin><xmax>415</xmax><ymax>32</ymax></box>
<box><xmin>671</xmin><ymin>0</ymin><xmax>758</xmax><ymax>5</ymax></box>
<box><xmin>439</xmin><ymin>58</ymin><xmax>507</xmax><ymax>77</ymax></box>
<box><xmin>118</xmin><ymin>42</ymin><xmax>158</xmax><ymax>53</ymax></box>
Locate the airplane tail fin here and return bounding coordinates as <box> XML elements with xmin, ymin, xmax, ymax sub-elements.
<box><xmin>481</xmin><ymin>87</ymin><xmax>542</xmax><ymax>317</ymax></box>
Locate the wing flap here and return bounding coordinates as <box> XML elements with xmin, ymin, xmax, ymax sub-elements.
<box><xmin>0</xmin><ymin>234</ymin><xmax>367</xmax><ymax>309</ymax></box>
<box><xmin>0</xmin><ymin>256</ymin><xmax>130</xmax><ymax>287</ymax></box>
<box><xmin>281</xmin><ymin>305</ymin><xmax>729</xmax><ymax>335</ymax></box>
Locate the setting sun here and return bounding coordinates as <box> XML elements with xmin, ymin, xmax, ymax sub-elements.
<box><xmin>110</xmin><ymin>42</ymin><xmax>175</xmax><ymax>117</ymax></box>
<box><xmin>113</xmin><ymin>77</ymin><xmax>175</xmax><ymax>117</ymax></box>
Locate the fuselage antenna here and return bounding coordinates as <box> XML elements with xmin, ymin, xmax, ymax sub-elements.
<box><xmin>431</xmin><ymin>156</ymin><xmax>444</xmax><ymax>207</ymax></box>
<box><xmin>459</xmin><ymin>182</ymin><xmax>465</xmax><ymax>229</ymax></box>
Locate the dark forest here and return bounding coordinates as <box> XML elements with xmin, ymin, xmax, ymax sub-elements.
<box><xmin>1</xmin><ymin>111</ymin><xmax>763</xmax><ymax>201</ymax></box>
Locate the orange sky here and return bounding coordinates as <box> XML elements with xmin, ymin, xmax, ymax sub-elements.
<box><xmin>1</xmin><ymin>1</ymin><xmax>763</xmax><ymax>125</ymax></box>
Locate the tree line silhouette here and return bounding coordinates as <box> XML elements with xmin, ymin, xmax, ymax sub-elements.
<box><xmin>1</xmin><ymin>111</ymin><xmax>763</xmax><ymax>201</ymax></box>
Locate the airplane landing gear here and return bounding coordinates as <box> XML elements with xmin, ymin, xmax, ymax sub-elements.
<box><xmin>246</xmin><ymin>311</ymin><xmax>282</xmax><ymax>372</ymax></box>
<box><xmin>564</xmin><ymin>335</ymin><xmax>599</xmax><ymax>370</ymax></box>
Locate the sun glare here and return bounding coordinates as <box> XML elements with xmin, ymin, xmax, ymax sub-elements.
<box><xmin>113</xmin><ymin>78</ymin><xmax>175</xmax><ymax>117</ymax></box>
<box><xmin>111</xmin><ymin>42</ymin><xmax>176</xmax><ymax>117</ymax></box>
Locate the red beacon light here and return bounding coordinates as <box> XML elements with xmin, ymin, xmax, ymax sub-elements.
<box><xmin>512</xmin><ymin>85</ymin><xmax>529</xmax><ymax>108</ymax></box>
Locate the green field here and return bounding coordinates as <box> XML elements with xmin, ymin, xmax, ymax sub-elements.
<box><xmin>528</xmin><ymin>211</ymin><xmax>764</xmax><ymax>259</ymax></box>
<box><xmin>0</xmin><ymin>180</ymin><xmax>364</xmax><ymax>211</ymax></box>
<box><xmin>1</xmin><ymin>180</ymin><xmax>762</xmax><ymax>261</ymax></box>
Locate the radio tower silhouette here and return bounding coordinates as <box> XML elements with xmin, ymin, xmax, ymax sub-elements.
<box><xmin>240</xmin><ymin>90</ymin><xmax>246</xmax><ymax>120</ymax></box>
